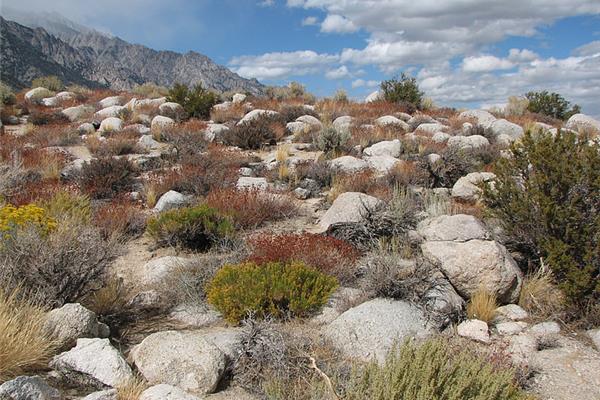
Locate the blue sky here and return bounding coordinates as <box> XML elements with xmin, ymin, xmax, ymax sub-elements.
<box><xmin>3</xmin><ymin>0</ymin><xmax>600</xmax><ymax>116</ymax></box>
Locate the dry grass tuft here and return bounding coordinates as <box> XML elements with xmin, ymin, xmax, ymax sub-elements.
<box><xmin>116</xmin><ymin>376</ymin><xmax>147</xmax><ymax>400</ymax></box>
<box><xmin>0</xmin><ymin>287</ymin><xmax>58</xmax><ymax>382</ymax></box>
<box><xmin>467</xmin><ymin>287</ymin><xmax>498</xmax><ymax>323</ymax></box>
<box><xmin>518</xmin><ymin>265</ymin><xmax>564</xmax><ymax>321</ymax></box>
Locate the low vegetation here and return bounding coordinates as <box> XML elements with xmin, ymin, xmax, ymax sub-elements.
<box><xmin>31</xmin><ymin>75</ymin><xmax>63</xmax><ymax>91</ymax></box>
<box><xmin>466</xmin><ymin>287</ymin><xmax>498</xmax><ymax>323</ymax></box>
<box><xmin>206</xmin><ymin>261</ymin><xmax>338</xmax><ymax>323</ymax></box>
<box><xmin>381</xmin><ymin>73</ymin><xmax>424</xmax><ymax>111</ymax></box>
<box><xmin>167</xmin><ymin>82</ymin><xmax>218</xmax><ymax>119</ymax></box>
<box><xmin>525</xmin><ymin>90</ymin><xmax>581</xmax><ymax>120</ymax></box>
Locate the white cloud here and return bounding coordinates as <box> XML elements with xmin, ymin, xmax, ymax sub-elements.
<box><xmin>325</xmin><ymin>65</ymin><xmax>351</xmax><ymax>79</ymax></box>
<box><xmin>462</xmin><ymin>55</ymin><xmax>515</xmax><ymax>72</ymax></box>
<box><xmin>321</xmin><ymin>14</ymin><xmax>358</xmax><ymax>33</ymax></box>
<box><xmin>229</xmin><ymin>50</ymin><xmax>338</xmax><ymax>80</ymax></box>
<box><xmin>573</xmin><ymin>40</ymin><xmax>600</xmax><ymax>56</ymax></box>
<box><xmin>301</xmin><ymin>16</ymin><xmax>319</xmax><ymax>26</ymax></box>
<box><xmin>258</xmin><ymin>0</ymin><xmax>275</xmax><ymax>6</ymax></box>
<box><xmin>351</xmin><ymin>79</ymin><xmax>379</xmax><ymax>88</ymax></box>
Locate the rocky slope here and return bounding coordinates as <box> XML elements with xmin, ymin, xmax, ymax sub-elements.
<box><xmin>0</xmin><ymin>14</ymin><xmax>265</xmax><ymax>94</ymax></box>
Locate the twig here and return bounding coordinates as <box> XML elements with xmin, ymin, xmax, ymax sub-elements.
<box><xmin>307</xmin><ymin>356</ymin><xmax>341</xmax><ymax>400</ymax></box>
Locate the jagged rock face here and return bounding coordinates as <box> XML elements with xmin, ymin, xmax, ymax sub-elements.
<box><xmin>0</xmin><ymin>15</ymin><xmax>265</xmax><ymax>95</ymax></box>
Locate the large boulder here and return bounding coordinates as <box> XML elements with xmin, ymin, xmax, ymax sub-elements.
<box><xmin>363</xmin><ymin>139</ymin><xmax>402</xmax><ymax>157</ymax></box>
<box><xmin>365</xmin><ymin>155</ymin><xmax>400</xmax><ymax>174</ymax></box>
<box><xmin>417</xmin><ymin>214</ymin><xmax>489</xmax><ymax>242</ymax></box>
<box><xmin>50</xmin><ymin>338</ymin><xmax>133</xmax><ymax>389</ymax></box>
<box><xmin>421</xmin><ymin>239</ymin><xmax>522</xmax><ymax>303</ymax></box>
<box><xmin>159</xmin><ymin>102</ymin><xmax>185</xmax><ymax>120</ymax></box>
<box><xmin>319</xmin><ymin>192</ymin><xmax>383</xmax><ymax>231</ymax></box>
<box><xmin>451</xmin><ymin>172</ymin><xmax>496</xmax><ymax>203</ymax></box>
<box><xmin>62</xmin><ymin>104</ymin><xmax>95</xmax><ymax>122</ymax></box>
<box><xmin>489</xmin><ymin>119</ymin><xmax>524</xmax><ymax>141</ymax></box>
<box><xmin>131</xmin><ymin>330</ymin><xmax>227</xmax><ymax>395</ymax></box>
<box><xmin>232</xmin><ymin>93</ymin><xmax>247</xmax><ymax>103</ymax></box>
<box><xmin>565</xmin><ymin>113</ymin><xmax>600</xmax><ymax>133</ymax></box>
<box><xmin>138</xmin><ymin>256</ymin><xmax>193</xmax><ymax>289</ymax></box>
<box><xmin>44</xmin><ymin>303</ymin><xmax>110</xmax><ymax>350</ymax></box>
<box><xmin>458</xmin><ymin>109</ymin><xmax>497</xmax><ymax>128</ymax></box>
<box><xmin>99</xmin><ymin>117</ymin><xmax>124</xmax><ymax>133</ymax></box>
<box><xmin>25</xmin><ymin>87</ymin><xmax>53</xmax><ymax>103</ymax></box>
<box><xmin>447</xmin><ymin>135</ymin><xmax>489</xmax><ymax>150</ymax></box>
<box><xmin>99</xmin><ymin>96</ymin><xmax>123</xmax><ymax>109</ymax></box>
<box><xmin>374</xmin><ymin>116</ymin><xmax>409</xmax><ymax>131</ymax></box>
<box><xmin>0</xmin><ymin>376</ymin><xmax>61</xmax><ymax>400</ymax></box>
<box><xmin>237</xmin><ymin>109</ymin><xmax>278</xmax><ymax>125</ymax></box>
<box><xmin>154</xmin><ymin>190</ymin><xmax>187</xmax><ymax>212</ymax></box>
<box><xmin>286</xmin><ymin>121</ymin><xmax>310</xmax><ymax>135</ymax></box>
<box><xmin>41</xmin><ymin>91</ymin><xmax>75</xmax><ymax>107</ymax></box>
<box><xmin>95</xmin><ymin>105</ymin><xmax>126</xmax><ymax>120</ymax></box>
<box><xmin>322</xmin><ymin>299</ymin><xmax>433</xmax><ymax>363</ymax></box>
<box><xmin>205</xmin><ymin>123</ymin><xmax>229</xmax><ymax>142</ymax></box>
<box><xmin>457</xmin><ymin>319</ymin><xmax>491</xmax><ymax>343</ymax></box>
<box><xmin>151</xmin><ymin>115</ymin><xmax>175</xmax><ymax>133</ymax></box>
<box><xmin>296</xmin><ymin>115</ymin><xmax>322</xmax><ymax>128</ymax></box>
<box><xmin>332</xmin><ymin>116</ymin><xmax>353</xmax><ymax>132</ymax></box>
<box><xmin>329</xmin><ymin>156</ymin><xmax>369</xmax><ymax>173</ymax></box>
<box><xmin>415</xmin><ymin>123</ymin><xmax>447</xmax><ymax>135</ymax></box>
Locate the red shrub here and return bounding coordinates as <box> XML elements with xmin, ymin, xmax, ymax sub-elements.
<box><xmin>93</xmin><ymin>198</ymin><xmax>146</xmax><ymax>239</ymax></box>
<box><xmin>246</xmin><ymin>233</ymin><xmax>360</xmax><ymax>282</ymax></box>
<box><xmin>206</xmin><ymin>188</ymin><xmax>297</xmax><ymax>229</ymax></box>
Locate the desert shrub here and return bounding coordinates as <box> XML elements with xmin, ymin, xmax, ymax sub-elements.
<box><xmin>505</xmin><ymin>96</ymin><xmax>529</xmax><ymax>117</ymax></box>
<box><xmin>386</xmin><ymin>160</ymin><xmax>431</xmax><ymax>188</ymax></box>
<box><xmin>265</xmin><ymin>82</ymin><xmax>316</xmax><ymax>103</ymax></box>
<box><xmin>427</xmin><ymin>146</ymin><xmax>479</xmax><ymax>188</ymax></box>
<box><xmin>162</xmin><ymin>121</ymin><xmax>209</xmax><ymax>159</ymax></box>
<box><xmin>345</xmin><ymin>338</ymin><xmax>530</xmax><ymax>400</ymax></box>
<box><xmin>525</xmin><ymin>90</ymin><xmax>580</xmax><ymax>120</ymax></box>
<box><xmin>31</xmin><ymin>75</ymin><xmax>63</xmax><ymax>91</ymax></box>
<box><xmin>94</xmin><ymin>134</ymin><xmax>145</xmax><ymax>157</ymax></box>
<box><xmin>246</xmin><ymin>233</ymin><xmax>360</xmax><ymax>283</ymax></box>
<box><xmin>466</xmin><ymin>287</ymin><xmax>497</xmax><ymax>323</ymax></box>
<box><xmin>133</xmin><ymin>82</ymin><xmax>169</xmax><ymax>98</ymax></box>
<box><xmin>518</xmin><ymin>265</ymin><xmax>564</xmax><ymax>321</ymax></box>
<box><xmin>78</xmin><ymin>157</ymin><xmax>137</xmax><ymax>199</ymax></box>
<box><xmin>206</xmin><ymin>188</ymin><xmax>298</xmax><ymax>229</ymax></box>
<box><xmin>293</xmin><ymin>159</ymin><xmax>334</xmax><ymax>189</ymax></box>
<box><xmin>314</xmin><ymin>125</ymin><xmax>351</xmax><ymax>156</ymax></box>
<box><xmin>224</xmin><ymin>113</ymin><xmax>287</xmax><ymax>150</ymax></box>
<box><xmin>167</xmin><ymin>82</ymin><xmax>218</xmax><ymax>119</ymax></box>
<box><xmin>0</xmin><ymin>287</ymin><xmax>58</xmax><ymax>382</ymax></box>
<box><xmin>482</xmin><ymin>130</ymin><xmax>599</xmax><ymax>304</ymax></box>
<box><xmin>94</xmin><ymin>199</ymin><xmax>146</xmax><ymax>239</ymax></box>
<box><xmin>210</xmin><ymin>102</ymin><xmax>247</xmax><ymax>123</ymax></box>
<box><xmin>0</xmin><ymin>82</ymin><xmax>16</xmax><ymax>105</ymax></box>
<box><xmin>207</xmin><ymin>261</ymin><xmax>338</xmax><ymax>323</ymax></box>
<box><xmin>381</xmin><ymin>73</ymin><xmax>424</xmax><ymax>109</ymax></box>
<box><xmin>39</xmin><ymin>190</ymin><xmax>92</xmax><ymax>223</ymax></box>
<box><xmin>29</xmin><ymin>110</ymin><xmax>70</xmax><ymax>126</ymax></box>
<box><xmin>333</xmin><ymin>89</ymin><xmax>349</xmax><ymax>103</ymax></box>
<box><xmin>0</xmin><ymin>203</ymin><xmax>57</xmax><ymax>237</ymax></box>
<box><xmin>329</xmin><ymin>170</ymin><xmax>390</xmax><ymax>202</ymax></box>
<box><xmin>279</xmin><ymin>104</ymin><xmax>318</xmax><ymax>123</ymax></box>
<box><xmin>146</xmin><ymin>204</ymin><xmax>233</xmax><ymax>250</ymax></box>
<box><xmin>0</xmin><ymin>218</ymin><xmax>121</xmax><ymax>307</ymax></box>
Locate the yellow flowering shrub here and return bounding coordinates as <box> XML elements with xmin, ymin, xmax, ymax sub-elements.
<box><xmin>0</xmin><ymin>204</ymin><xmax>57</xmax><ymax>237</ymax></box>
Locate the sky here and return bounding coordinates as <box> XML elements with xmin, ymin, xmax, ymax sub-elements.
<box><xmin>2</xmin><ymin>0</ymin><xmax>600</xmax><ymax>116</ymax></box>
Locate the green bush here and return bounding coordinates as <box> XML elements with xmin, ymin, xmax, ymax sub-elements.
<box><xmin>482</xmin><ymin>130</ymin><xmax>599</xmax><ymax>303</ymax></box>
<box><xmin>525</xmin><ymin>91</ymin><xmax>580</xmax><ymax>120</ymax></box>
<box><xmin>381</xmin><ymin>73</ymin><xmax>424</xmax><ymax>109</ymax></box>
<box><xmin>31</xmin><ymin>76</ymin><xmax>63</xmax><ymax>92</ymax></box>
<box><xmin>167</xmin><ymin>83</ymin><xmax>218</xmax><ymax>119</ymax></box>
<box><xmin>206</xmin><ymin>261</ymin><xmax>338</xmax><ymax>323</ymax></box>
<box><xmin>0</xmin><ymin>82</ymin><xmax>16</xmax><ymax>105</ymax></box>
<box><xmin>314</xmin><ymin>125</ymin><xmax>350</xmax><ymax>156</ymax></box>
<box><xmin>346</xmin><ymin>338</ymin><xmax>530</xmax><ymax>400</ymax></box>
<box><xmin>146</xmin><ymin>204</ymin><xmax>233</xmax><ymax>250</ymax></box>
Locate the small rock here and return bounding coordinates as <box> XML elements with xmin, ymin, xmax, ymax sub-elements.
<box><xmin>293</xmin><ymin>187</ymin><xmax>311</xmax><ymax>200</ymax></box>
<box><xmin>95</xmin><ymin>105</ymin><xmax>126</xmax><ymax>120</ymax></box>
<box><xmin>232</xmin><ymin>93</ymin><xmax>247</xmax><ymax>103</ymax></box>
<box><xmin>447</xmin><ymin>135</ymin><xmax>489</xmax><ymax>150</ymax></box>
<box><xmin>63</xmin><ymin>105</ymin><xmax>95</xmax><ymax>122</ymax></box>
<box><xmin>457</xmin><ymin>319</ymin><xmax>490</xmax><ymax>343</ymax></box>
<box><xmin>44</xmin><ymin>303</ymin><xmax>110</xmax><ymax>350</ymax></box>
<box><xmin>329</xmin><ymin>155</ymin><xmax>369</xmax><ymax>173</ymax></box>
<box><xmin>0</xmin><ymin>376</ymin><xmax>61</xmax><ymax>400</ymax></box>
<box><xmin>319</xmin><ymin>192</ymin><xmax>383</xmax><ymax>231</ymax></box>
<box><xmin>587</xmin><ymin>328</ymin><xmax>600</xmax><ymax>350</ymax></box>
<box><xmin>417</xmin><ymin>214</ymin><xmax>489</xmax><ymax>242</ymax></box>
<box><xmin>365</xmin><ymin>90</ymin><xmax>382</xmax><ymax>103</ymax></box>
<box><xmin>363</xmin><ymin>139</ymin><xmax>402</xmax><ymax>157</ymax></box>
<box><xmin>489</xmin><ymin>119</ymin><xmax>524</xmax><ymax>141</ymax></box>
<box><xmin>82</xmin><ymin>389</ymin><xmax>118</xmax><ymax>400</ymax></box>
<box><xmin>168</xmin><ymin>304</ymin><xmax>221</xmax><ymax>329</ymax></box>
<box><xmin>451</xmin><ymin>172</ymin><xmax>496</xmax><ymax>203</ymax></box>
<box><xmin>78</xmin><ymin>122</ymin><xmax>96</xmax><ymax>135</ymax></box>
<box><xmin>496</xmin><ymin>321</ymin><xmax>528</xmax><ymax>335</ymax></box>
<box><xmin>494</xmin><ymin>304</ymin><xmax>529</xmax><ymax>322</ymax></box>
<box><xmin>99</xmin><ymin>117</ymin><xmax>124</xmax><ymax>133</ymax></box>
<box><xmin>154</xmin><ymin>190</ymin><xmax>187</xmax><ymax>212</ymax></box>
<box><xmin>151</xmin><ymin>115</ymin><xmax>175</xmax><ymax>133</ymax></box>
<box><xmin>140</xmin><ymin>384</ymin><xmax>201</xmax><ymax>400</ymax></box>
<box><xmin>237</xmin><ymin>109</ymin><xmax>278</xmax><ymax>125</ymax></box>
<box><xmin>332</xmin><ymin>116</ymin><xmax>353</xmax><ymax>132</ymax></box>
<box><xmin>529</xmin><ymin>321</ymin><xmax>561</xmax><ymax>336</ymax></box>
<box><xmin>159</xmin><ymin>102</ymin><xmax>185</xmax><ymax>119</ymax></box>
<box><xmin>99</xmin><ymin>96</ymin><xmax>123</xmax><ymax>109</ymax></box>
<box><xmin>236</xmin><ymin>177</ymin><xmax>268</xmax><ymax>190</ymax></box>
<box><xmin>25</xmin><ymin>87</ymin><xmax>54</xmax><ymax>103</ymax></box>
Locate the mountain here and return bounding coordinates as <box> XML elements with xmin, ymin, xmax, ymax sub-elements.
<box><xmin>0</xmin><ymin>11</ymin><xmax>265</xmax><ymax>95</ymax></box>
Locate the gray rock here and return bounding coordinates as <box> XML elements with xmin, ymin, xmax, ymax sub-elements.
<box><xmin>365</xmin><ymin>155</ymin><xmax>400</xmax><ymax>174</ymax></box>
<box><xmin>131</xmin><ymin>330</ymin><xmax>227</xmax><ymax>395</ymax></box>
<box><xmin>138</xmin><ymin>256</ymin><xmax>193</xmax><ymax>289</ymax></box>
<box><xmin>205</xmin><ymin>123</ymin><xmax>229</xmax><ymax>142</ymax></box>
<box><xmin>95</xmin><ymin>105</ymin><xmax>126</xmax><ymax>120</ymax></box>
<box><xmin>495</xmin><ymin>321</ymin><xmax>528</xmax><ymax>335</ymax></box>
<box><xmin>432</xmin><ymin>132</ymin><xmax>450</xmax><ymax>143</ymax></box>
<box><xmin>138</xmin><ymin>135</ymin><xmax>161</xmax><ymax>150</ymax></box>
<box><xmin>423</xmin><ymin>278</ymin><xmax>465</xmax><ymax>327</ymax></box>
<box><xmin>587</xmin><ymin>328</ymin><xmax>600</xmax><ymax>350</ymax></box>
<box><xmin>332</xmin><ymin>116</ymin><xmax>353</xmax><ymax>132</ymax></box>
<box><xmin>0</xmin><ymin>376</ymin><xmax>61</xmax><ymax>400</ymax></box>
<box><xmin>125</xmin><ymin>124</ymin><xmax>151</xmax><ymax>135</ymax></box>
<box><xmin>415</xmin><ymin>123</ymin><xmax>447</xmax><ymax>135</ymax></box>
<box><xmin>329</xmin><ymin>155</ymin><xmax>369</xmax><ymax>173</ymax></box>
<box><xmin>489</xmin><ymin>119</ymin><xmax>524</xmax><ymax>141</ymax></box>
<box><xmin>447</xmin><ymin>134</ymin><xmax>489</xmax><ymax>150</ymax></box>
<box><xmin>99</xmin><ymin>117</ymin><xmax>124</xmax><ymax>133</ymax></box>
<box><xmin>529</xmin><ymin>321</ymin><xmax>561</xmax><ymax>336</ymax></box>
<box><xmin>421</xmin><ymin>239</ymin><xmax>522</xmax><ymax>303</ymax></box>
<box><xmin>458</xmin><ymin>109</ymin><xmax>497</xmax><ymax>128</ymax></box>
<box><xmin>319</xmin><ymin>192</ymin><xmax>383</xmax><ymax>231</ymax></box>
<box><xmin>168</xmin><ymin>304</ymin><xmax>221</xmax><ymax>329</ymax></box>
<box><xmin>374</xmin><ymin>116</ymin><xmax>409</xmax><ymax>131</ymax></box>
<box><xmin>322</xmin><ymin>299</ymin><xmax>433</xmax><ymax>363</ymax></box>
<box><xmin>565</xmin><ymin>113</ymin><xmax>600</xmax><ymax>133</ymax></box>
<box><xmin>293</xmin><ymin>187</ymin><xmax>311</xmax><ymax>200</ymax></box>
<box><xmin>451</xmin><ymin>172</ymin><xmax>496</xmax><ymax>203</ymax></box>
<box><xmin>417</xmin><ymin>214</ymin><xmax>489</xmax><ymax>242</ymax></box>
<box><xmin>159</xmin><ymin>102</ymin><xmax>185</xmax><ymax>119</ymax></box>
<box><xmin>140</xmin><ymin>384</ymin><xmax>201</xmax><ymax>400</ymax></box>
<box><xmin>154</xmin><ymin>190</ymin><xmax>187</xmax><ymax>212</ymax></box>
<box><xmin>232</xmin><ymin>93</ymin><xmax>247</xmax><ymax>103</ymax></box>
<box><xmin>151</xmin><ymin>115</ymin><xmax>175</xmax><ymax>133</ymax></box>
<box><xmin>286</xmin><ymin>121</ymin><xmax>310</xmax><ymax>134</ymax></box>
<box><xmin>78</xmin><ymin>122</ymin><xmax>96</xmax><ymax>135</ymax></box>
<box><xmin>99</xmin><ymin>96</ymin><xmax>123</xmax><ymax>108</ymax></box>
<box><xmin>50</xmin><ymin>338</ymin><xmax>133</xmax><ymax>389</ymax></box>
<box><xmin>45</xmin><ymin>303</ymin><xmax>109</xmax><ymax>350</ymax></box>
<box><xmin>457</xmin><ymin>319</ymin><xmax>490</xmax><ymax>343</ymax></box>
<box><xmin>494</xmin><ymin>304</ymin><xmax>529</xmax><ymax>322</ymax></box>
<box><xmin>296</xmin><ymin>115</ymin><xmax>322</xmax><ymax>128</ymax></box>
<box><xmin>365</xmin><ymin>90</ymin><xmax>382</xmax><ymax>103</ymax></box>
<box><xmin>236</xmin><ymin>177</ymin><xmax>268</xmax><ymax>190</ymax></box>
<box><xmin>237</xmin><ymin>109</ymin><xmax>278</xmax><ymax>125</ymax></box>
<box><xmin>63</xmin><ymin>105</ymin><xmax>95</xmax><ymax>122</ymax></box>
<box><xmin>25</xmin><ymin>87</ymin><xmax>53</xmax><ymax>103</ymax></box>
<box><xmin>82</xmin><ymin>389</ymin><xmax>118</xmax><ymax>400</ymax></box>
<box><xmin>363</xmin><ymin>139</ymin><xmax>402</xmax><ymax>157</ymax></box>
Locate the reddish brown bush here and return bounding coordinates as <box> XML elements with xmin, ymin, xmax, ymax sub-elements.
<box><xmin>93</xmin><ymin>198</ymin><xmax>147</xmax><ymax>239</ymax></box>
<box><xmin>246</xmin><ymin>233</ymin><xmax>360</xmax><ymax>282</ymax></box>
<box><xmin>206</xmin><ymin>188</ymin><xmax>297</xmax><ymax>229</ymax></box>
<box><xmin>78</xmin><ymin>157</ymin><xmax>137</xmax><ymax>199</ymax></box>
